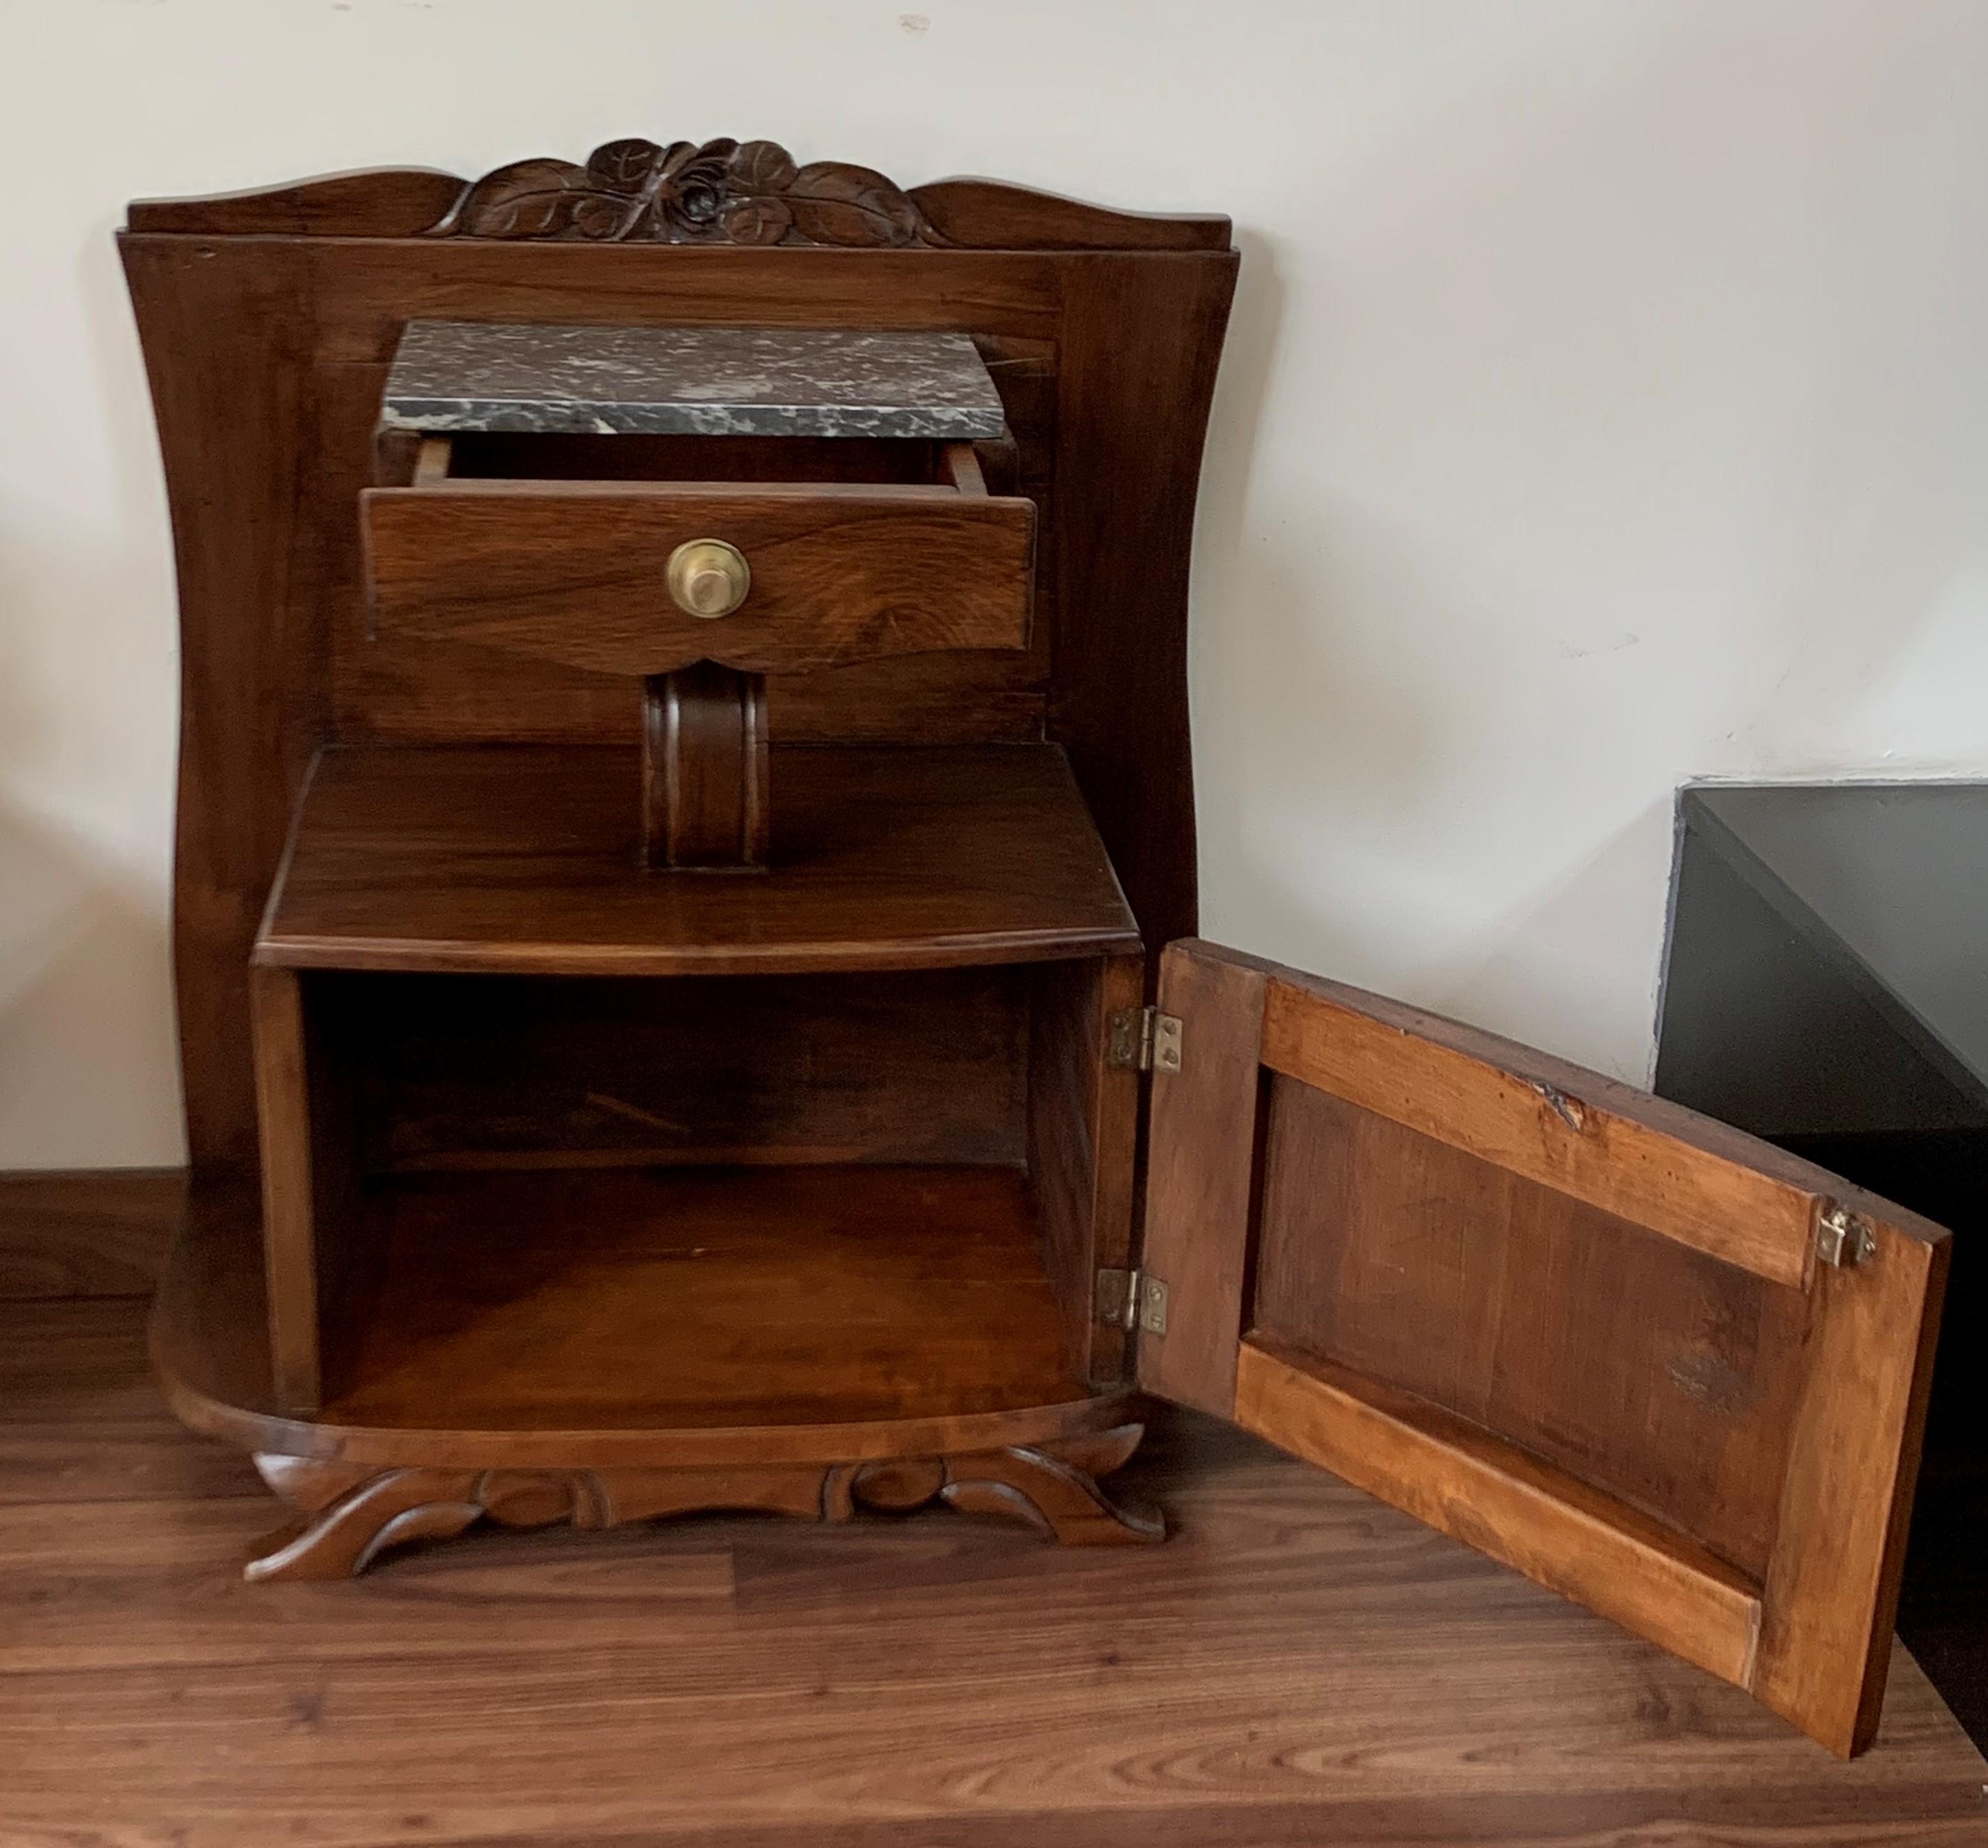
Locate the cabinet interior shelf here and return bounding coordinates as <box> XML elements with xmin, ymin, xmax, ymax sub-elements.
<box><xmin>257</xmin><ymin>742</ymin><xmax>1139</xmax><ymax>977</ymax></box>
<box><xmin>336</xmin><ymin>1165</ymin><xmax>1090</xmax><ymax>1431</ymax></box>
<box><xmin>155</xmin><ymin>1169</ymin><xmax>1123</xmax><ymax>1465</ymax></box>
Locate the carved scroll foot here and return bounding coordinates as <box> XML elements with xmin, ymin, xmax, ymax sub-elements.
<box><xmin>845</xmin><ymin>1423</ymin><xmax>1162</xmax><ymax>1547</ymax></box>
<box><xmin>244</xmin><ymin>1426</ymin><xmax>1158</xmax><ymax>1580</ymax></box>
<box><xmin>245</xmin><ymin>1455</ymin><xmax>846</xmax><ymax>1582</ymax></box>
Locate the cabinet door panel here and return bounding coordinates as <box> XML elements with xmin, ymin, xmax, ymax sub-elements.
<box><xmin>1137</xmin><ymin>940</ymin><xmax>1948</xmax><ymax>1758</ymax></box>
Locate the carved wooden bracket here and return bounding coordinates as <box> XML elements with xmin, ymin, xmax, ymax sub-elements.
<box><xmin>245</xmin><ymin>1426</ymin><xmax>1160</xmax><ymax>1580</ymax></box>
<box><xmin>430</xmin><ymin>137</ymin><xmax>941</xmax><ymax>248</ymax></box>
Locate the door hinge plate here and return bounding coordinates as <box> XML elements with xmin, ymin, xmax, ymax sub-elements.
<box><xmin>1096</xmin><ymin>1267</ymin><xmax>1169</xmax><ymax>1335</ymax></box>
<box><xmin>1108</xmin><ymin>1007</ymin><xmax>1183</xmax><ymax>1073</ymax></box>
<box><xmin>1816</xmin><ymin>1204</ymin><xmax>1876</xmax><ymax>1269</ymax></box>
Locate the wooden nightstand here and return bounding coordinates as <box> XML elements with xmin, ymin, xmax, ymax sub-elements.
<box><xmin>126</xmin><ymin>135</ymin><xmax>1947</xmax><ymax>1759</ymax></box>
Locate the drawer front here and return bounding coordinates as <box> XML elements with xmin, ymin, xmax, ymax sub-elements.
<box><xmin>361</xmin><ymin>484</ymin><xmax>1034</xmax><ymax>676</ymax></box>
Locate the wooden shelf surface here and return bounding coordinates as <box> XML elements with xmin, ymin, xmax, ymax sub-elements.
<box><xmin>336</xmin><ymin>1165</ymin><xmax>1086</xmax><ymax>1430</ymax></box>
<box><xmin>258</xmin><ymin>743</ymin><xmax>1139</xmax><ymax>976</ymax></box>
<box><xmin>154</xmin><ymin>1168</ymin><xmax>1124</xmax><ymax>1467</ymax></box>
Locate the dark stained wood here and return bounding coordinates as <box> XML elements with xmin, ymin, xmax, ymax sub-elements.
<box><xmin>248</xmin><ymin>966</ymin><xmax>320</xmax><ymax>1411</ymax></box>
<box><xmin>644</xmin><ymin>665</ymin><xmax>771</xmax><ymax>869</ymax></box>
<box><xmin>250</xmin><ymin>965</ymin><xmax>369</xmax><ymax>1416</ymax></box>
<box><xmin>361</xmin><ymin>967</ymin><xmax>1030</xmax><ymax>1173</ymax></box>
<box><xmin>1147</xmin><ymin>939</ymin><xmax>1953</xmax><ymax>1757</ymax></box>
<box><xmin>333</xmin><ymin>326</ymin><xmax>1061</xmax><ymax>757</ymax></box>
<box><xmin>0</xmin><ymin>1168</ymin><xmax>184</xmax><ymax>1299</ymax></box>
<box><xmin>152</xmin><ymin>1172</ymin><xmax>1139</xmax><ymax>1471</ymax></box>
<box><xmin>119</xmin><ymin>235</ymin><xmax>323</xmax><ymax>1177</ymax></box>
<box><xmin>126</xmin><ymin>167</ymin><xmax>465</xmax><ymax>236</ymax></box>
<box><xmin>245</xmin><ymin>1424</ymin><xmax>1155</xmax><ymax>1582</ymax></box>
<box><xmin>125</xmin><ymin>154</ymin><xmax>1231</xmax><ymax>251</ymax></box>
<box><xmin>257</xmin><ymin>743</ymin><xmax>1139</xmax><ymax>977</ymax></box>
<box><xmin>6</xmin><ymin>1298</ymin><xmax>1985</xmax><ymax>1841</ymax></box>
<box><xmin>432</xmin><ymin>138</ymin><xmax>940</xmax><ymax>248</ymax></box>
<box><xmin>361</xmin><ymin>481</ymin><xmax>1035</xmax><ymax>676</ymax></box>
<box><xmin>1134</xmin><ymin>943</ymin><xmax>1268</xmax><ymax>1417</ymax></box>
<box><xmin>912</xmin><ymin>178</ymin><xmax>1234</xmax><ymax>252</ymax></box>
<box><xmin>338</xmin><ymin>1167</ymin><xmax>1086</xmax><ymax>1431</ymax></box>
<box><xmin>1051</xmin><ymin>255</ymin><xmax>1236</xmax><ymax>953</ymax></box>
<box><xmin>1026</xmin><ymin>953</ymin><xmax>1145</xmax><ymax>1384</ymax></box>
<box><xmin>122</xmin><ymin>215</ymin><xmax>1228</xmax><ymax>1176</ymax></box>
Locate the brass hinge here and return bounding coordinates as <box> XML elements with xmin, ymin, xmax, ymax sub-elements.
<box><xmin>1095</xmin><ymin>1267</ymin><xmax>1170</xmax><ymax>1335</ymax></box>
<box><xmin>1816</xmin><ymin>1204</ymin><xmax>1877</xmax><ymax>1269</ymax></box>
<box><xmin>1108</xmin><ymin>1007</ymin><xmax>1183</xmax><ymax>1073</ymax></box>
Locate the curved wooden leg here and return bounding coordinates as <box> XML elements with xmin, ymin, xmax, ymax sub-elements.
<box><xmin>937</xmin><ymin>1425</ymin><xmax>1162</xmax><ymax>1546</ymax></box>
<box><xmin>243</xmin><ymin>1427</ymin><xmax>1160</xmax><ymax>1580</ymax></box>
<box><xmin>847</xmin><ymin>1424</ymin><xmax>1162</xmax><ymax>1546</ymax></box>
<box><xmin>248</xmin><ymin>1456</ymin><xmax>879</xmax><ymax>1580</ymax></box>
<box><xmin>248</xmin><ymin>1464</ymin><xmax>483</xmax><ymax>1582</ymax></box>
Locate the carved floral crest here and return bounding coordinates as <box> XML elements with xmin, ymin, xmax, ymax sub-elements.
<box><xmin>431</xmin><ymin>137</ymin><xmax>939</xmax><ymax>248</ymax></box>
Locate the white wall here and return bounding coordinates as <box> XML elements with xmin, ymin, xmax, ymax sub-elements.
<box><xmin>5</xmin><ymin>0</ymin><xmax>1987</xmax><ymax>1167</ymax></box>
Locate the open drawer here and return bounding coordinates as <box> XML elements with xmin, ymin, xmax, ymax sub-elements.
<box><xmin>359</xmin><ymin>323</ymin><xmax>1036</xmax><ymax>676</ymax></box>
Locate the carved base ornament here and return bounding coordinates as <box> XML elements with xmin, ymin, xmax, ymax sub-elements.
<box><xmin>245</xmin><ymin>1425</ymin><xmax>1160</xmax><ymax>1581</ymax></box>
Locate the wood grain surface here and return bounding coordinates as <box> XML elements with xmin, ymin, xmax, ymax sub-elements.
<box><xmin>3</xmin><ymin>1293</ymin><xmax>1982</xmax><ymax>1845</ymax></box>
<box><xmin>123</xmin><ymin>220</ymin><xmax>1232</xmax><ymax>1181</ymax></box>
<box><xmin>257</xmin><ymin>743</ymin><xmax>1139</xmax><ymax>977</ymax></box>
<box><xmin>642</xmin><ymin>664</ymin><xmax>770</xmax><ymax>869</ymax></box>
<box><xmin>1250</xmin><ymin>1079</ymin><xmax>1813</xmax><ymax>1580</ymax></box>
<box><xmin>0</xmin><ymin>1168</ymin><xmax>183</xmax><ymax>1298</ymax></box>
<box><xmin>1141</xmin><ymin>939</ymin><xmax>1952</xmax><ymax>1757</ymax></box>
<box><xmin>1261</xmin><ymin>974</ymin><xmax>1823</xmax><ymax>1286</ymax></box>
<box><xmin>151</xmin><ymin>1174</ymin><xmax>1138</xmax><ymax>1473</ymax></box>
<box><xmin>363</xmin><ymin>481</ymin><xmax>1035</xmax><ymax>675</ymax></box>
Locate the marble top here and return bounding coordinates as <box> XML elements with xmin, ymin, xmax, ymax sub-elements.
<box><xmin>379</xmin><ymin>322</ymin><xmax>1007</xmax><ymax>439</ymax></box>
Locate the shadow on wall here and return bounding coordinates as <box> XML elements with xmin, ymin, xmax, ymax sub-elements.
<box><xmin>0</xmin><ymin>797</ymin><xmax>182</xmax><ymax>1171</ymax></box>
<box><xmin>0</xmin><ymin>213</ymin><xmax>183</xmax><ymax>1171</ymax></box>
<box><xmin>1422</xmin><ymin>801</ymin><xmax>1678</xmax><ymax>1086</ymax></box>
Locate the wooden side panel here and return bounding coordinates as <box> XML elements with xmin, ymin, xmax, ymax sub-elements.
<box><xmin>1027</xmin><ymin>953</ymin><xmax>1144</xmax><ymax>1385</ymax></box>
<box><xmin>121</xmin><ymin>238</ymin><xmax>324</xmax><ymax>1178</ymax></box>
<box><xmin>1144</xmin><ymin>939</ymin><xmax>1952</xmax><ymax>1757</ymax></box>
<box><xmin>1133</xmin><ymin>944</ymin><xmax>1267</xmax><ymax>1416</ymax></box>
<box><xmin>361</xmin><ymin>484</ymin><xmax>1035</xmax><ymax>675</ymax></box>
<box><xmin>1052</xmin><ymin>255</ymin><xmax>1237</xmax><ymax>953</ymax></box>
<box><xmin>249</xmin><ymin>968</ymin><xmax>324</xmax><ymax>1413</ymax></box>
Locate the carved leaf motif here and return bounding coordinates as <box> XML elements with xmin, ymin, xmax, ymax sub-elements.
<box><xmin>437</xmin><ymin>138</ymin><xmax>937</xmax><ymax>246</ymax></box>
<box><xmin>719</xmin><ymin>196</ymin><xmax>794</xmax><ymax>245</ymax></box>
<box><xmin>453</xmin><ymin>158</ymin><xmax>633</xmax><ymax>241</ymax></box>
<box><xmin>728</xmin><ymin>139</ymin><xmax>800</xmax><ymax>194</ymax></box>
<box><xmin>586</xmin><ymin>138</ymin><xmax>669</xmax><ymax>190</ymax></box>
<box><xmin>784</xmin><ymin>162</ymin><xmax>924</xmax><ymax>247</ymax></box>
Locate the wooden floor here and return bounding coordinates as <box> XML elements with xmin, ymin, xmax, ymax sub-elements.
<box><xmin>4</xmin><ymin>1280</ymin><xmax>1987</xmax><ymax>1847</ymax></box>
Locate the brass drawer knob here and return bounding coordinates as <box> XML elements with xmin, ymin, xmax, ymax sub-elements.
<box><xmin>666</xmin><ymin>539</ymin><xmax>751</xmax><ymax>619</ymax></box>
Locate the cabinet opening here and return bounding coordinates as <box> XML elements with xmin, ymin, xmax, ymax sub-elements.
<box><xmin>439</xmin><ymin>430</ymin><xmax>975</xmax><ymax>488</ymax></box>
<box><xmin>262</xmin><ymin>957</ymin><xmax>1134</xmax><ymax>1427</ymax></box>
